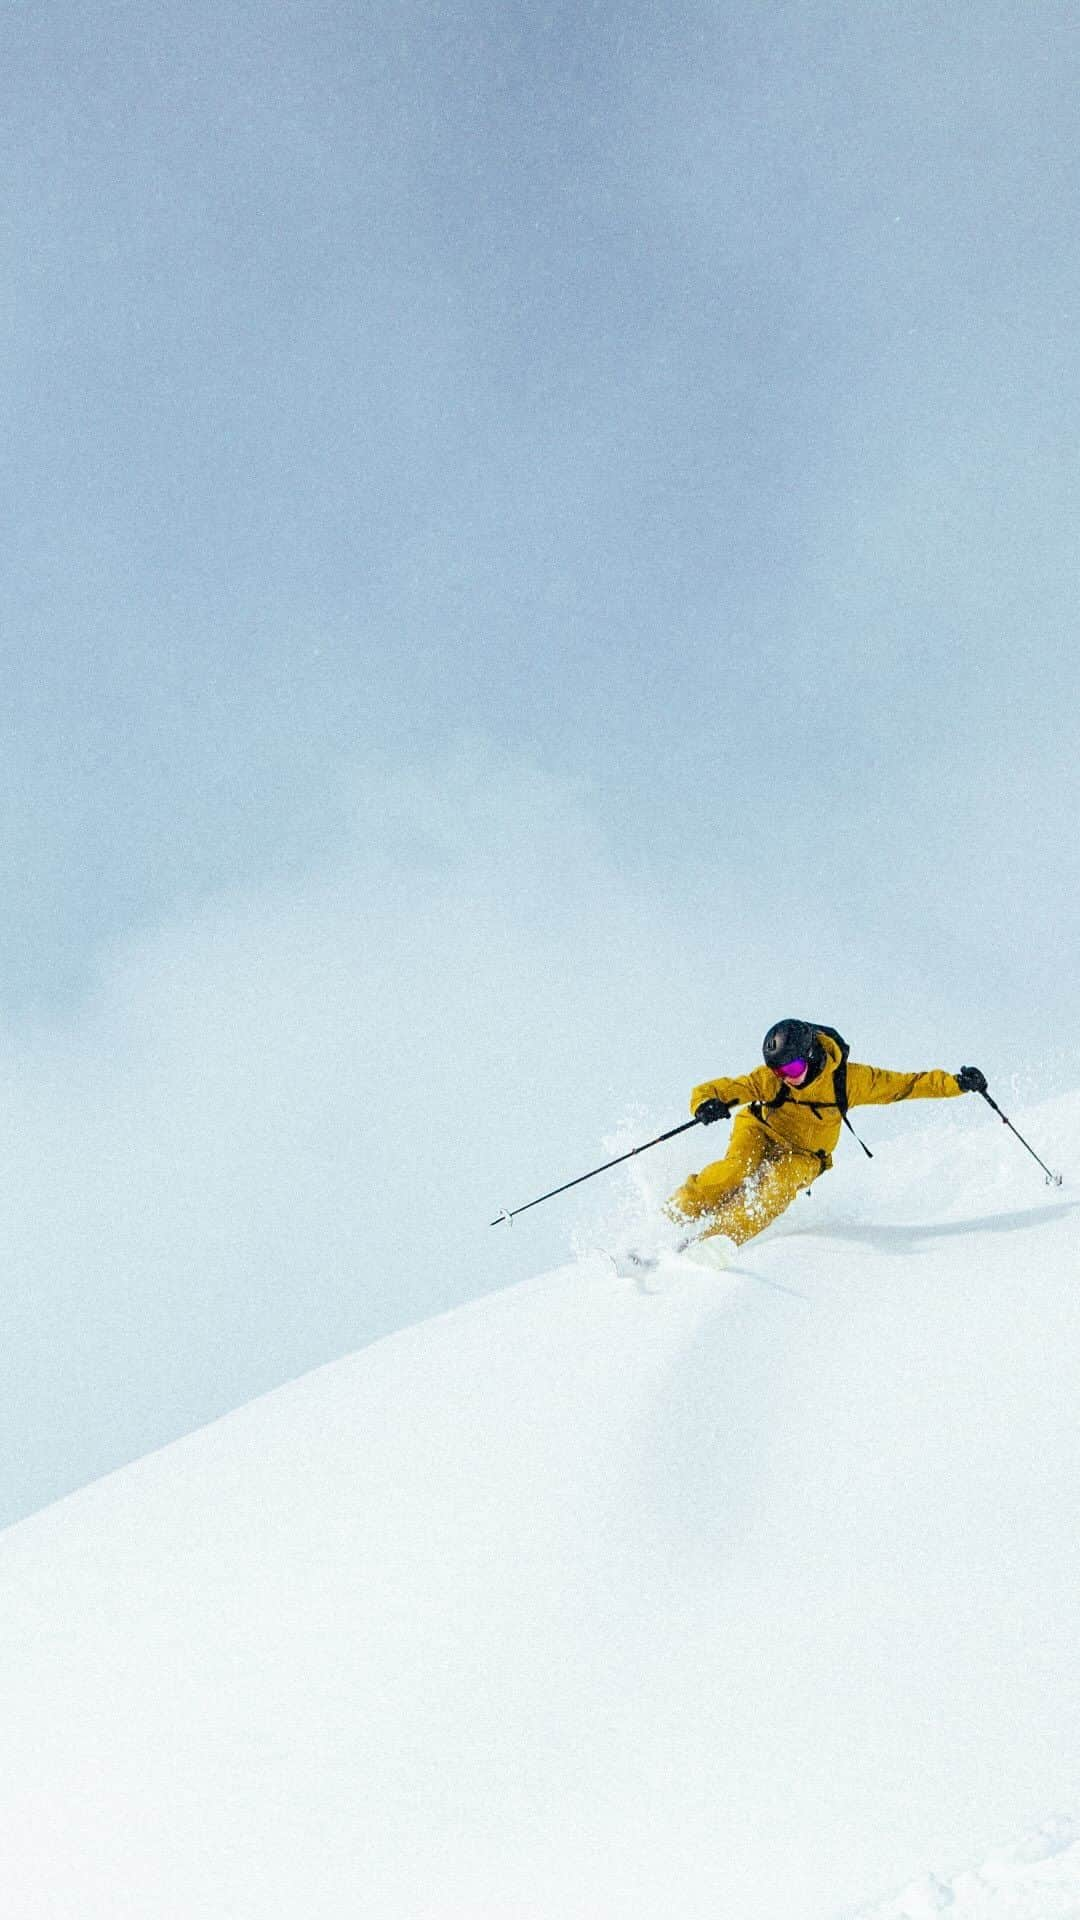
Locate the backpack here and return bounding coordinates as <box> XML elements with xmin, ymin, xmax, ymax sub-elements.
<box><xmin>811</xmin><ymin>1024</ymin><xmax>873</xmax><ymax>1159</ymax></box>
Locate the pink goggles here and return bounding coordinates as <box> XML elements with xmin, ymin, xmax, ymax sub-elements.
<box><xmin>775</xmin><ymin>1057</ymin><xmax>808</xmax><ymax>1081</ymax></box>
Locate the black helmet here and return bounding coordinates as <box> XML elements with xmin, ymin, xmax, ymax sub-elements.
<box><xmin>763</xmin><ymin>1018</ymin><xmax>818</xmax><ymax>1070</ymax></box>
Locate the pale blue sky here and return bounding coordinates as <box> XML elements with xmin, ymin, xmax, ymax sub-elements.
<box><xmin>3</xmin><ymin>0</ymin><xmax>1079</xmax><ymax>1523</ymax></box>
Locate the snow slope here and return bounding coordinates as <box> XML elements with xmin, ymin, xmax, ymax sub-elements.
<box><xmin>859</xmin><ymin>1813</ymin><xmax>1080</xmax><ymax>1918</ymax></box>
<box><xmin>1</xmin><ymin>1092</ymin><xmax>1078</xmax><ymax>1920</ymax></box>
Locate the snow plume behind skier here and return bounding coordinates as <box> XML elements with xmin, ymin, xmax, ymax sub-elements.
<box><xmin>666</xmin><ymin>1020</ymin><xmax>986</xmax><ymax>1264</ymax></box>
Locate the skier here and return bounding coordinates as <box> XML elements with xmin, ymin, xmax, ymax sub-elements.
<box><xmin>667</xmin><ymin>1019</ymin><xmax>987</xmax><ymax>1255</ymax></box>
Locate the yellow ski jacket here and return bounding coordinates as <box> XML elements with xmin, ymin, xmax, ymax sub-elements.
<box><xmin>690</xmin><ymin>1031</ymin><xmax>962</xmax><ymax>1168</ymax></box>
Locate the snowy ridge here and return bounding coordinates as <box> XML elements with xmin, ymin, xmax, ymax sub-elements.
<box><xmin>858</xmin><ymin>1812</ymin><xmax>1080</xmax><ymax>1918</ymax></box>
<box><xmin>1</xmin><ymin>1089</ymin><xmax>1078</xmax><ymax>1918</ymax></box>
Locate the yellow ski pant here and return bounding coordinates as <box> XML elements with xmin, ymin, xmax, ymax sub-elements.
<box><xmin>667</xmin><ymin>1115</ymin><xmax>823</xmax><ymax>1246</ymax></box>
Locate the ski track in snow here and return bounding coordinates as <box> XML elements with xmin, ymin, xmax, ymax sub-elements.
<box><xmin>0</xmin><ymin>1090</ymin><xmax>1078</xmax><ymax>1919</ymax></box>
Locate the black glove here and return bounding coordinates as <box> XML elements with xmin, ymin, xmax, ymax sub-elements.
<box><xmin>694</xmin><ymin>1098</ymin><xmax>732</xmax><ymax>1125</ymax></box>
<box><xmin>955</xmin><ymin>1065</ymin><xmax>988</xmax><ymax>1094</ymax></box>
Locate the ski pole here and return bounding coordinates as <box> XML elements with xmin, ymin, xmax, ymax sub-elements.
<box><xmin>978</xmin><ymin>1088</ymin><xmax>1063</xmax><ymax>1187</ymax></box>
<box><xmin>491</xmin><ymin>1116</ymin><xmax>703</xmax><ymax>1227</ymax></box>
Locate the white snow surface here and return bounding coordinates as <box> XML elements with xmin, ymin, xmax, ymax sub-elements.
<box><xmin>2</xmin><ymin>1092</ymin><xmax>1079</xmax><ymax>1919</ymax></box>
<box><xmin>860</xmin><ymin>1812</ymin><xmax>1080</xmax><ymax>1918</ymax></box>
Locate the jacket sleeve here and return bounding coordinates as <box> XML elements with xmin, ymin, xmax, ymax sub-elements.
<box><xmin>689</xmin><ymin>1066</ymin><xmax>775</xmax><ymax>1114</ymax></box>
<box><xmin>845</xmin><ymin>1063</ymin><xmax>962</xmax><ymax>1106</ymax></box>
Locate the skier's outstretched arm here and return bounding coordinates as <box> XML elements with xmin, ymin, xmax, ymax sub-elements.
<box><xmin>689</xmin><ymin>1066</ymin><xmax>775</xmax><ymax>1115</ymax></box>
<box><xmin>846</xmin><ymin>1063</ymin><xmax>965</xmax><ymax>1106</ymax></box>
